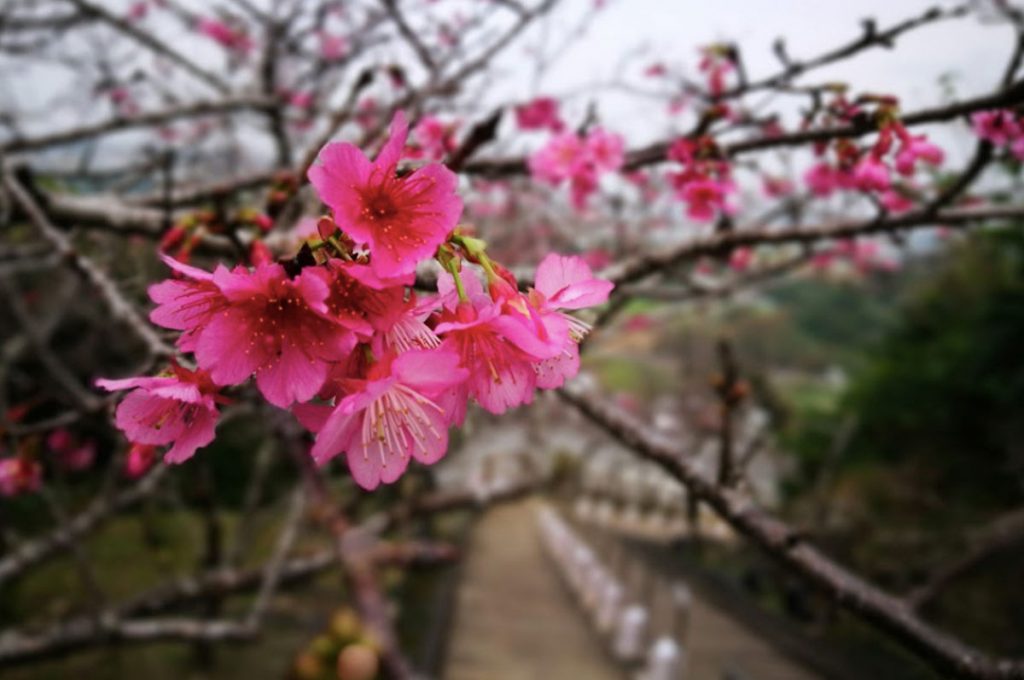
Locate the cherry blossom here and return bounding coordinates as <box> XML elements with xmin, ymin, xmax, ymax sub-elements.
<box><xmin>309</xmin><ymin>111</ymin><xmax>463</xmax><ymax>278</ymax></box>
<box><xmin>97</xmin><ymin>364</ymin><xmax>223</xmax><ymax>464</ymax></box>
<box><xmin>299</xmin><ymin>349</ymin><xmax>468</xmax><ymax>490</ymax></box>
<box><xmin>515</xmin><ymin>97</ymin><xmax>564</xmax><ymax>132</ymax></box>
<box><xmin>194</xmin><ymin>263</ymin><xmax>355</xmax><ymax>407</ymax></box>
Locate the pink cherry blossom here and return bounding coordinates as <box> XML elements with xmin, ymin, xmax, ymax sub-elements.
<box><xmin>894</xmin><ymin>135</ymin><xmax>944</xmax><ymax>176</ymax></box>
<box><xmin>46</xmin><ymin>429</ymin><xmax>96</xmax><ymax>472</ymax></box>
<box><xmin>318</xmin><ymin>31</ymin><xmax>348</xmax><ymax>61</ymax></box>
<box><xmin>729</xmin><ymin>247</ymin><xmax>754</xmax><ymax>272</ymax></box>
<box><xmin>585</xmin><ymin>128</ymin><xmax>625</xmax><ymax>172</ymax></box>
<box><xmin>194</xmin><ymin>263</ymin><xmax>355</xmax><ymax>407</ymax></box>
<box><xmin>301</xmin><ymin>349</ymin><xmax>468</xmax><ymax>490</ymax></box>
<box><xmin>677</xmin><ymin>177</ymin><xmax>735</xmax><ymax>221</ymax></box>
<box><xmin>645</xmin><ymin>63</ymin><xmax>667</xmax><ymax>77</ymax></box>
<box><xmin>287</xmin><ymin>91</ymin><xmax>314</xmax><ymax>110</ymax></box>
<box><xmin>197</xmin><ymin>18</ymin><xmax>253</xmax><ymax>55</ymax></box>
<box><xmin>434</xmin><ymin>277</ymin><xmax>544</xmax><ymax>415</ymax></box>
<box><xmin>804</xmin><ymin>162</ymin><xmax>839</xmax><ymax>196</ymax></box>
<box><xmin>96</xmin><ymin>365</ymin><xmax>222</xmax><ymax>464</ymax></box>
<box><xmin>852</xmin><ymin>156</ymin><xmax>890</xmax><ymax>192</ymax></box>
<box><xmin>125</xmin><ymin>443</ymin><xmax>157</xmax><ymax>479</ymax></box>
<box><xmin>569</xmin><ymin>167</ymin><xmax>599</xmax><ymax>211</ymax></box>
<box><xmin>529</xmin><ymin>132</ymin><xmax>587</xmax><ymax>184</ymax></box>
<box><xmin>881</xmin><ymin>189</ymin><xmax>915</xmax><ymax>214</ymax></box>
<box><xmin>355</xmin><ymin>97</ymin><xmax>380</xmax><ymax>130</ymax></box>
<box><xmin>530</xmin><ymin>128</ymin><xmax>624</xmax><ymax>210</ymax></box>
<box><xmin>108</xmin><ymin>87</ymin><xmax>139</xmax><ymax>117</ymax></box>
<box><xmin>148</xmin><ymin>254</ymin><xmax>230</xmax><ymax>353</ymax></box>
<box><xmin>309</xmin><ymin>111</ymin><xmax>463</xmax><ymax>278</ymax></box>
<box><xmin>582</xmin><ymin>249</ymin><xmax>612</xmax><ymax>270</ymax></box>
<box><xmin>412</xmin><ymin>116</ymin><xmax>458</xmax><ymax>161</ymax></box>
<box><xmin>762</xmin><ymin>176</ymin><xmax>794</xmax><ymax>198</ymax></box>
<box><xmin>698</xmin><ymin>46</ymin><xmax>735</xmax><ymax>96</ymax></box>
<box><xmin>487</xmin><ymin>281</ymin><xmax>569</xmax><ymax>363</ymax></box>
<box><xmin>515</xmin><ymin>97</ymin><xmax>564</xmax><ymax>132</ymax></box>
<box><xmin>534</xmin><ymin>253</ymin><xmax>615</xmax><ymax>312</ymax></box>
<box><xmin>971</xmin><ymin>109</ymin><xmax>1021</xmax><ymax>146</ymax></box>
<box><xmin>529</xmin><ymin>253</ymin><xmax>614</xmax><ymax>388</ymax></box>
<box><xmin>324</xmin><ymin>259</ymin><xmax>438</xmax><ymax>354</ymax></box>
<box><xmin>1012</xmin><ymin>136</ymin><xmax>1024</xmax><ymax>160</ymax></box>
<box><xmin>127</xmin><ymin>2</ymin><xmax>148</xmax><ymax>21</ymax></box>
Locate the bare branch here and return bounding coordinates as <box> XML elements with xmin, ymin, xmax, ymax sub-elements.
<box><xmin>3</xmin><ymin>170</ymin><xmax>174</xmax><ymax>357</ymax></box>
<box><xmin>64</xmin><ymin>0</ymin><xmax>231</xmax><ymax>94</ymax></box>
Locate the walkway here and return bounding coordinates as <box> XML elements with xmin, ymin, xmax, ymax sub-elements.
<box><xmin>443</xmin><ymin>497</ymin><xmax>819</xmax><ymax>680</ymax></box>
<box><xmin>444</xmin><ymin>497</ymin><xmax>621</xmax><ymax>680</ymax></box>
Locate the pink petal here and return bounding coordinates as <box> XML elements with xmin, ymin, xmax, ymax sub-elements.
<box><xmin>96</xmin><ymin>375</ymin><xmax>170</xmax><ymax>392</ymax></box>
<box><xmin>392</xmin><ymin>349</ymin><xmax>468</xmax><ymax>394</ymax></box>
<box><xmin>163</xmin><ymin>407</ymin><xmax>217</xmax><ymax>463</ymax></box>
<box><xmin>492</xmin><ymin>310</ymin><xmax>567</xmax><ymax>360</ymax></box>
<box><xmin>375</xmin><ymin>110</ymin><xmax>409</xmax><ymax>170</ymax></box>
<box><xmin>255</xmin><ymin>339</ymin><xmax>329</xmax><ymax>408</ymax></box>
<box><xmin>311</xmin><ymin>407</ymin><xmax>361</xmax><ymax>467</ymax></box>
<box><xmin>292</xmin><ymin>402</ymin><xmax>333</xmax><ymax>433</ymax></box>
<box><xmin>347</xmin><ymin>436</ymin><xmax>409</xmax><ymax>490</ymax></box>
<box><xmin>472</xmin><ymin>360</ymin><xmax>535</xmax><ymax>414</ymax></box>
<box><xmin>535</xmin><ymin>345</ymin><xmax>580</xmax><ymax>389</ymax></box>
<box><xmin>194</xmin><ymin>311</ymin><xmax>263</xmax><ymax>386</ymax></box>
<box><xmin>114</xmin><ymin>392</ymin><xmax>184</xmax><ymax>445</ymax></box>
<box><xmin>535</xmin><ymin>254</ymin><xmax>613</xmax><ymax>309</ymax></box>
<box><xmin>408</xmin><ymin>407</ymin><xmax>450</xmax><ymax>466</ymax></box>
<box><xmin>159</xmin><ymin>253</ymin><xmax>214</xmax><ymax>281</ymax></box>
<box><xmin>308</xmin><ymin>142</ymin><xmax>373</xmax><ymax>216</ymax></box>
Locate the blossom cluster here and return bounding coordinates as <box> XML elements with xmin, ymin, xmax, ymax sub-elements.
<box><xmin>802</xmin><ymin>98</ymin><xmax>944</xmax><ymax>204</ymax></box>
<box><xmin>666</xmin><ymin>136</ymin><xmax>736</xmax><ymax>222</ymax></box>
<box><xmin>528</xmin><ymin>127</ymin><xmax>625</xmax><ymax>210</ymax></box>
<box><xmin>697</xmin><ymin>45</ymin><xmax>736</xmax><ymax>98</ymax></box>
<box><xmin>515</xmin><ymin>97</ymin><xmax>565</xmax><ymax>133</ymax></box>
<box><xmin>971</xmin><ymin>109</ymin><xmax>1024</xmax><ymax>159</ymax></box>
<box><xmin>99</xmin><ymin>112</ymin><xmax>613</xmax><ymax>491</ymax></box>
<box><xmin>0</xmin><ymin>423</ymin><xmax>97</xmax><ymax>497</ymax></box>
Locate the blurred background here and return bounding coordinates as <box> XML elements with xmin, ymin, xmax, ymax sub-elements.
<box><xmin>1</xmin><ymin>1</ymin><xmax>1023</xmax><ymax>679</ymax></box>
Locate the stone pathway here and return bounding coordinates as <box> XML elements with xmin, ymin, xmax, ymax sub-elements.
<box><xmin>443</xmin><ymin>497</ymin><xmax>819</xmax><ymax>680</ymax></box>
<box><xmin>444</xmin><ymin>497</ymin><xmax>621</xmax><ymax>680</ymax></box>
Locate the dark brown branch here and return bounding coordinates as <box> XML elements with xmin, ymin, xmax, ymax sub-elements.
<box><xmin>604</xmin><ymin>204</ymin><xmax>1024</xmax><ymax>288</ymax></box>
<box><xmin>3</xmin><ymin>170</ymin><xmax>174</xmax><ymax>357</ymax></box>
<box><xmin>0</xmin><ymin>538</ymin><xmax>458</xmax><ymax>666</ymax></box>
<box><xmin>728</xmin><ymin>5</ymin><xmax>968</xmax><ymax>100</ymax></box>
<box><xmin>64</xmin><ymin>0</ymin><xmax>231</xmax><ymax>94</ymax></box>
<box><xmin>381</xmin><ymin>0</ymin><xmax>436</xmax><ymax>72</ymax></box>
<box><xmin>0</xmin><ymin>97</ymin><xmax>273</xmax><ymax>155</ymax></box>
<box><xmin>0</xmin><ymin>274</ymin><xmax>104</xmax><ymax>412</ymax></box>
<box><xmin>0</xmin><ymin>616</ymin><xmax>255</xmax><ymax>664</ymax></box>
<box><xmin>0</xmin><ymin>466</ymin><xmax>167</xmax><ymax>586</ymax></box>
<box><xmin>908</xmin><ymin>506</ymin><xmax>1024</xmax><ymax>611</ymax></box>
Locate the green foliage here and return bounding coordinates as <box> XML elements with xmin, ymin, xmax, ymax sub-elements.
<box><xmin>836</xmin><ymin>228</ymin><xmax>1024</xmax><ymax>515</ymax></box>
<box><xmin>764</xmin><ymin>273</ymin><xmax>899</xmax><ymax>370</ymax></box>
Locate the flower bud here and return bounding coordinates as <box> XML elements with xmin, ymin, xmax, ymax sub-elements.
<box><xmin>249</xmin><ymin>240</ymin><xmax>273</xmax><ymax>266</ymax></box>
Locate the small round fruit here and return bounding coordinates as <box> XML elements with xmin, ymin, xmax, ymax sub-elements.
<box><xmin>336</xmin><ymin>643</ymin><xmax>379</xmax><ymax>680</ymax></box>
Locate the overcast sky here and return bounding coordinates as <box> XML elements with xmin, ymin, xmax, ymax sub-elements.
<box><xmin>2</xmin><ymin>0</ymin><xmax>1017</xmax><ymax>168</ymax></box>
<box><xmin>506</xmin><ymin>0</ymin><xmax>1016</xmax><ymax>154</ymax></box>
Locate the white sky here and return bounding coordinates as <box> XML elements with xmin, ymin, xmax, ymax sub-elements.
<box><xmin>509</xmin><ymin>0</ymin><xmax>1016</xmax><ymax>154</ymax></box>
<box><xmin>1</xmin><ymin>0</ymin><xmax>1017</xmax><ymax>169</ymax></box>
